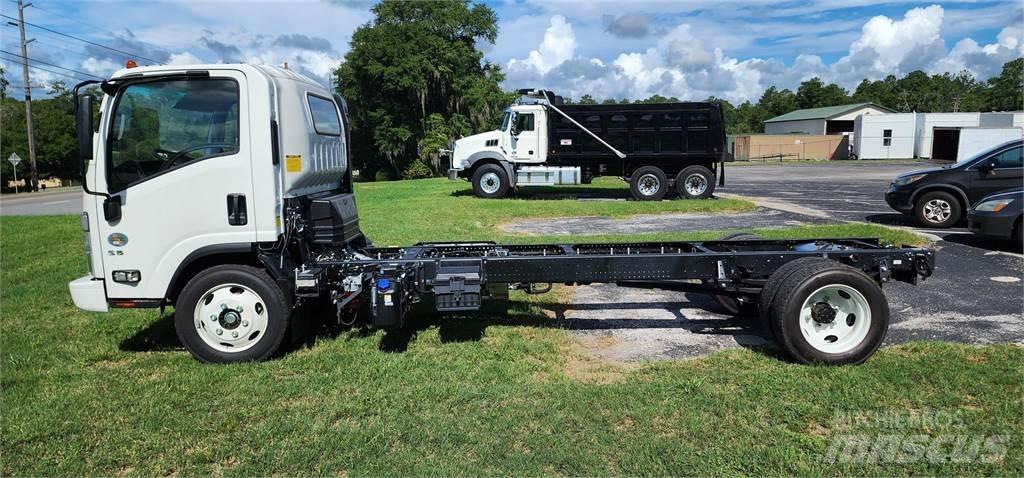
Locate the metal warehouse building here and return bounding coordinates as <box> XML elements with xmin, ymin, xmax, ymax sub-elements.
<box><xmin>763</xmin><ymin>103</ymin><xmax>895</xmax><ymax>135</ymax></box>
<box><xmin>853</xmin><ymin>112</ymin><xmax>1024</xmax><ymax>160</ymax></box>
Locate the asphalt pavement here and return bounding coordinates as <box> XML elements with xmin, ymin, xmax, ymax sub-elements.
<box><xmin>0</xmin><ymin>188</ymin><xmax>82</xmax><ymax>216</ymax></box>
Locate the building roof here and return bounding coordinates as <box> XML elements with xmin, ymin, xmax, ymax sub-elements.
<box><xmin>764</xmin><ymin>103</ymin><xmax>895</xmax><ymax>123</ymax></box>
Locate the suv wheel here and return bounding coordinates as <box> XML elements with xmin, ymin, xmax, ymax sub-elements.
<box><xmin>914</xmin><ymin>191</ymin><xmax>961</xmax><ymax>228</ymax></box>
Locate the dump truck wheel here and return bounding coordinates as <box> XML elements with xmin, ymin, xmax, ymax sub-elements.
<box><xmin>472</xmin><ymin>163</ymin><xmax>510</xmax><ymax>199</ymax></box>
<box><xmin>175</xmin><ymin>265</ymin><xmax>291</xmax><ymax>363</ymax></box>
<box><xmin>769</xmin><ymin>261</ymin><xmax>889</xmax><ymax>365</ymax></box>
<box><xmin>676</xmin><ymin>165</ymin><xmax>715</xmax><ymax>199</ymax></box>
<box><xmin>629</xmin><ymin>166</ymin><xmax>668</xmax><ymax>200</ymax></box>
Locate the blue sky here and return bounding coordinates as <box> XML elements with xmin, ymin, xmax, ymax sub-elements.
<box><xmin>1</xmin><ymin>0</ymin><xmax>1021</xmax><ymax>103</ymax></box>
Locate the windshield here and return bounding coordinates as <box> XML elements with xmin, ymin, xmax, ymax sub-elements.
<box><xmin>108</xmin><ymin>78</ymin><xmax>240</xmax><ymax>192</ymax></box>
<box><xmin>500</xmin><ymin>111</ymin><xmax>511</xmax><ymax>131</ymax></box>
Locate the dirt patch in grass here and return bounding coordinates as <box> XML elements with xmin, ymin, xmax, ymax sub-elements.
<box><xmin>532</xmin><ymin>332</ymin><xmax>640</xmax><ymax>384</ymax></box>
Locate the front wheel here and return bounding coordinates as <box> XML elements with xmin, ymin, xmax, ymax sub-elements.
<box><xmin>914</xmin><ymin>191</ymin><xmax>961</xmax><ymax>228</ymax></box>
<box><xmin>768</xmin><ymin>261</ymin><xmax>889</xmax><ymax>365</ymax></box>
<box><xmin>174</xmin><ymin>265</ymin><xmax>291</xmax><ymax>363</ymax></box>
<box><xmin>675</xmin><ymin>165</ymin><xmax>716</xmax><ymax>199</ymax></box>
<box><xmin>472</xmin><ymin>164</ymin><xmax>510</xmax><ymax>199</ymax></box>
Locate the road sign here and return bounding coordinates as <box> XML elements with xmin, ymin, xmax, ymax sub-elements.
<box><xmin>7</xmin><ymin>153</ymin><xmax>21</xmax><ymax>193</ymax></box>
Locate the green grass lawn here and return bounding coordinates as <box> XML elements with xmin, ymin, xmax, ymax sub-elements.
<box><xmin>1</xmin><ymin>181</ymin><xmax>1019</xmax><ymax>476</ymax></box>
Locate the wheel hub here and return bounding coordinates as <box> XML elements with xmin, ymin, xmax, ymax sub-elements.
<box><xmin>810</xmin><ymin>302</ymin><xmax>837</xmax><ymax>324</ymax></box>
<box><xmin>220</xmin><ymin>309</ymin><xmax>242</xmax><ymax>329</ymax></box>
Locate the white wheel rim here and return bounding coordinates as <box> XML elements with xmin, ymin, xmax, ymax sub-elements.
<box><xmin>923</xmin><ymin>199</ymin><xmax>952</xmax><ymax>223</ymax></box>
<box><xmin>684</xmin><ymin>173</ymin><xmax>708</xmax><ymax>196</ymax></box>
<box><xmin>480</xmin><ymin>172</ymin><xmax>501</xmax><ymax>194</ymax></box>
<box><xmin>193</xmin><ymin>283</ymin><xmax>269</xmax><ymax>354</ymax></box>
<box><xmin>798</xmin><ymin>284</ymin><xmax>872</xmax><ymax>354</ymax></box>
<box><xmin>637</xmin><ymin>173</ymin><xmax>660</xmax><ymax>196</ymax></box>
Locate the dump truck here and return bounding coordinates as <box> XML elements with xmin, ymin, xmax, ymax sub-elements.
<box><xmin>68</xmin><ymin>64</ymin><xmax>934</xmax><ymax>365</ymax></box>
<box><xmin>447</xmin><ymin>89</ymin><xmax>730</xmax><ymax>200</ymax></box>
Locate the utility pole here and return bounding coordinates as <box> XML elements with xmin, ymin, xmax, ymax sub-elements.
<box><xmin>16</xmin><ymin>0</ymin><xmax>38</xmax><ymax>192</ymax></box>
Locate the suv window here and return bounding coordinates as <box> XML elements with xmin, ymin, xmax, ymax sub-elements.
<box><xmin>308</xmin><ymin>95</ymin><xmax>341</xmax><ymax>136</ymax></box>
<box><xmin>990</xmin><ymin>146</ymin><xmax>1022</xmax><ymax>169</ymax></box>
<box><xmin>108</xmin><ymin>78</ymin><xmax>240</xmax><ymax>192</ymax></box>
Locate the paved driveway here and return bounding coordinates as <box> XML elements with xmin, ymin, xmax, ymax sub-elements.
<box><xmin>525</xmin><ymin>161</ymin><xmax>1024</xmax><ymax>361</ymax></box>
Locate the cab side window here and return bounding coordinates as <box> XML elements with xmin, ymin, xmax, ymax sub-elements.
<box><xmin>515</xmin><ymin>113</ymin><xmax>534</xmax><ymax>132</ymax></box>
<box><xmin>308</xmin><ymin>95</ymin><xmax>342</xmax><ymax>136</ymax></box>
<box><xmin>108</xmin><ymin>79</ymin><xmax>240</xmax><ymax>192</ymax></box>
<box><xmin>991</xmin><ymin>146</ymin><xmax>1022</xmax><ymax>169</ymax></box>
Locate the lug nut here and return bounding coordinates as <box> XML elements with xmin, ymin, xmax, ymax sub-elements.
<box><xmin>235</xmin><ymin>305</ymin><xmax>243</xmax><ymax>313</ymax></box>
<box><xmin>231</xmin><ymin>331</ymin><xmax>239</xmax><ymax>338</ymax></box>
<box><xmin>220</xmin><ymin>304</ymin><xmax>227</xmax><ymax>310</ymax></box>
<box><xmin>210</xmin><ymin>314</ymin><xmax>217</xmax><ymax>321</ymax></box>
<box><xmin>216</xmin><ymin>328</ymin><xmax>223</xmax><ymax>336</ymax></box>
<box><xmin>241</xmin><ymin>320</ymin><xmax>249</xmax><ymax>327</ymax></box>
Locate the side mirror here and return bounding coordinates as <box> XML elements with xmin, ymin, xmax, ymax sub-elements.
<box><xmin>103</xmin><ymin>195</ymin><xmax>122</xmax><ymax>222</ymax></box>
<box><xmin>76</xmin><ymin>95</ymin><xmax>95</xmax><ymax>161</ymax></box>
<box><xmin>977</xmin><ymin>162</ymin><xmax>996</xmax><ymax>175</ymax></box>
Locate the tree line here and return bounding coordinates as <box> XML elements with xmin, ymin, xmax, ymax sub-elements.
<box><xmin>1</xmin><ymin>0</ymin><xmax>1021</xmax><ymax>188</ymax></box>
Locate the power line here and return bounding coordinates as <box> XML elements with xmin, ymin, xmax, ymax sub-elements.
<box><xmin>0</xmin><ymin>49</ymin><xmax>104</xmax><ymax>79</ymax></box>
<box><xmin>0</xmin><ymin>56</ymin><xmax>88</xmax><ymax>82</ymax></box>
<box><xmin>0</xmin><ymin>13</ymin><xmax>160</xmax><ymax>64</ymax></box>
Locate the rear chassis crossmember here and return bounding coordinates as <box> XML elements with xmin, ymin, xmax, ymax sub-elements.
<box><xmin>295</xmin><ymin>238</ymin><xmax>934</xmax><ymax>329</ymax></box>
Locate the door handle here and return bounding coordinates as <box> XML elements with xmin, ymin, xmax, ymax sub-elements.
<box><xmin>226</xmin><ymin>194</ymin><xmax>247</xmax><ymax>226</ymax></box>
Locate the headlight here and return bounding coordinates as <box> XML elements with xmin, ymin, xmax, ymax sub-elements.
<box><xmin>974</xmin><ymin>198</ymin><xmax>1014</xmax><ymax>212</ymax></box>
<box><xmin>893</xmin><ymin>174</ymin><xmax>926</xmax><ymax>186</ymax></box>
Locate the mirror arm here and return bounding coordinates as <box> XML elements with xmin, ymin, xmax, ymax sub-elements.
<box><xmin>73</xmin><ymin>80</ymin><xmax>112</xmax><ymax>200</ymax></box>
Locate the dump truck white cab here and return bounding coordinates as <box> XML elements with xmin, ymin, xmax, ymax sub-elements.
<box><xmin>68</xmin><ymin>64</ymin><xmax>934</xmax><ymax>366</ymax></box>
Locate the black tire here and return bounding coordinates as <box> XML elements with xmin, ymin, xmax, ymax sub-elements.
<box><xmin>471</xmin><ymin>163</ymin><xmax>510</xmax><ymax>199</ymax></box>
<box><xmin>174</xmin><ymin>265</ymin><xmax>291</xmax><ymax>363</ymax></box>
<box><xmin>758</xmin><ymin>257</ymin><xmax>837</xmax><ymax>339</ymax></box>
<box><xmin>769</xmin><ymin>262</ymin><xmax>889</xmax><ymax>365</ymax></box>
<box><xmin>675</xmin><ymin>165</ymin><xmax>716</xmax><ymax>199</ymax></box>
<box><xmin>711</xmin><ymin>232</ymin><xmax>761</xmax><ymax>315</ymax></box>
<box><xmin>629</xmin><ymin>166</ymin><xmax>668</xmax><ymax>201</ymax></box>
<box><xmin>913</xmin><ymin>191</ymin><xmax>961</xmax><ymax>228</ymax></box>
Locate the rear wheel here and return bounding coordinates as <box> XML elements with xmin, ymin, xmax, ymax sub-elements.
<box><xmin>629</xmin><ymin>166</ymin><xmax>668</xmax><ymax>201</ymax></box>
<box><xmin>768</xmin><ymin>262</ymin><xmax>889</xmax><ymax>365</ymax></box>
<box><xmin>675</xmin><ymin>165</ymin><xmax>715</xmax><ymax>199</ymax></box>
<box><xmin>174</xmin><ymin>265</ymin><xmax>291</xmax><ymax>363</ymax></box>
<box><xmin>914</xmin><ymin>191</ymin><xmax>961</xmax><ymax>228</ymax></box>
<box><xmin>472</xmin><ymin>163</ymin><xmax>510</xmax><ymax>199</ymax></box>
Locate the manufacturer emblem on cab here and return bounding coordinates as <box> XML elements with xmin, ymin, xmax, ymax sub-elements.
<box><xmin>107</xmin><ymin>233</ymin><xmax>128</xmax><ymax>247</ymax></box>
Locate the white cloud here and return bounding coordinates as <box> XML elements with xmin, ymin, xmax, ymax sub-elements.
<box><xmin>166</xmin><ymin>52</ymin><xmax>203</xmax><ymax>66</ymax></box>
<box><xmin>507</xmin><ymin>15</ymin><xmax>577</xmax><ymax>75</ymax></box>
<box><xmin>499</xmin><ymin>5</ymin><xmax>1024</xmax><ymax>104</ymax></box>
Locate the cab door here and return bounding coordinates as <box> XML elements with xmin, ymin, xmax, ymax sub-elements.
<box><xmin>96</xmin><ymin>70</ymin><xmax>255</xmax><ymax>300</ymax></box>
<box><xmin>511</xmin><ymin>112</ymin><xmax>540</xmax><ymax>162</ymax></box>
<box><xmin>968</xmin><ymin>144</ymin><xmax>1023</xmax><ymax>204</ymax></box>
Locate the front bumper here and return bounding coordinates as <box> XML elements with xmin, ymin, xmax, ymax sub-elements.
<box><xmin>447</xmin><ymin>168</ymin><xmax>462</xmax><ymax>181</ymax></box>
<box><xmin>69</xmin><ymin>275</ymin><xmax>108</xmax><ymax>312</ymax></box>
<box><xmin>885</xmin><ymin>186</ymin><xmax>914</xmax><ymax>214</ymax></box>
<box><xmin>967</xmin><ymin>210</ymin><xmax>1016</xmax><ymax>240</ymax></box>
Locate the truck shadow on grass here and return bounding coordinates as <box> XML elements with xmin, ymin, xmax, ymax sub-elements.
<box><xmin>119</xmin><ymin>295</ymin><xmax>781</xmax><ymax>360</ymax></box>
<box><xmin>451</xmin><ymin>186</ymin><xmax>633</xmax><ymax>201</ymax></box>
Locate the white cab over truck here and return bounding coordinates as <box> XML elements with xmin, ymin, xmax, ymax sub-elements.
<box><xmin>68</xmin><ymin>64</ymin><xmax>934</xmax><ymax>365</ymax></box>
<box><xmin>447</xmin><ymin>89</ymin><xmax>732</xmax><ymax>200</ymax></box>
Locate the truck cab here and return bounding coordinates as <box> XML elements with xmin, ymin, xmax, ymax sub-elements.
<box><xmin>69</xmin><ymin>63</ymin><xmax>353</xmax><ymax>360</ymax></box>
<box><xmin>448</xmin><ymin>89</ymin><xmax>729</xmax><ymax>201</ymax></box>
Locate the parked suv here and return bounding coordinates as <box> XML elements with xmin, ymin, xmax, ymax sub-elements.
<box><xmin>886</xmin><ymin>139</ymin><xmax>1023</xmax><ymax>228</ymax></box>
